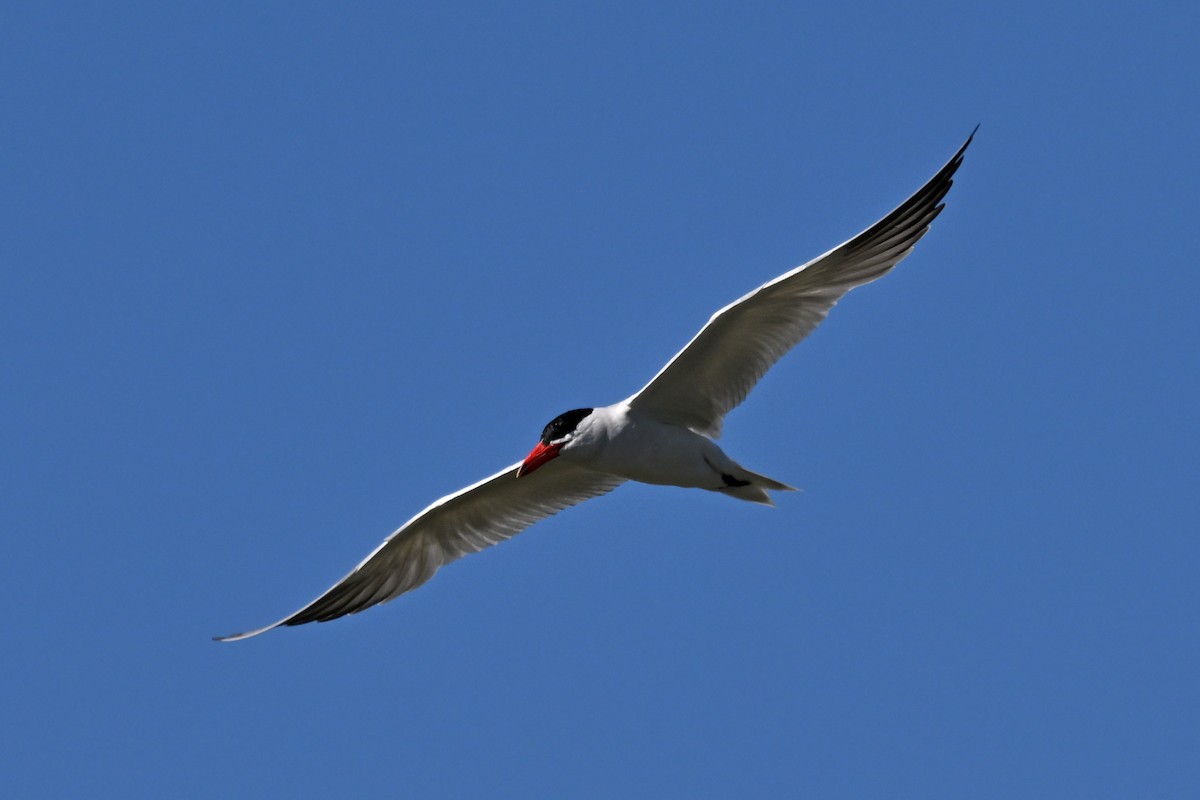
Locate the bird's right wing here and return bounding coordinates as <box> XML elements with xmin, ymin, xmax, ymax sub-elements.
<box><xmin>216</xmin><ymin>460</ymin><xmax>624</xmax><ymax>641</ymax></box>
<box><xmin>627</xmin><ymin>130</ymin><xmax>974</xmax><ymax>438</ymax></box>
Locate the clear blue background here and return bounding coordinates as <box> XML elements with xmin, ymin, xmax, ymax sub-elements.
<box><xmin>3</xmin><ymin>2</ymin><xmax>1196</xmax><ymax>797</ymax></box>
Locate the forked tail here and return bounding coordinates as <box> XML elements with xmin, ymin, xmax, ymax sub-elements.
<box><xmin>718</xmin><ymin>467</ymin><xmax>797</xmax><ymax>506</ymax></box>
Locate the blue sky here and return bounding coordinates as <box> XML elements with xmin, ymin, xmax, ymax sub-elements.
<box><xmin>3</xmin><ymin>2</ymin><xmax>1197</xmax><ymax>797</ymax></box>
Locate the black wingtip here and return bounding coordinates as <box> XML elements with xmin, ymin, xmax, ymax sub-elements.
<box><xmin>959</xmin><ymin>124</ymin><xmax>979</xmax><ymax>155</ymax></box>
<box><xmin>937</xmin><ymin>125</ymin><xmax>978</xmax><ymax>186</ymax></box>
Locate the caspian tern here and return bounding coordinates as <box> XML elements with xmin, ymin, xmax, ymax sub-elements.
<box><xmin>216</xmin><ymin>130</ymin><xmax>974</xmax><ymax>641</ymax></box>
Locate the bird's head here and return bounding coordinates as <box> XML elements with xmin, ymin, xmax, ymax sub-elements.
<box><xmin>516</xmin><ymin>408</ymin><xmax>594</xmax><ymax>477</ymax></box>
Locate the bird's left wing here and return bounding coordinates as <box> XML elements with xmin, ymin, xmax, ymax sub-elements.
<box><xmin>627</xmin><ymin>130</ymin><xmax>974</xmax><ymax>438</ymax></box>
<box><xmin>216</xmin><ymin>460</ymin><xmax>624</xmax><ymax>641</ymax></box>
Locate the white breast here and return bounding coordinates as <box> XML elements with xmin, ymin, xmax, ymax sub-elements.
<box><xmin>561</xmin><ymin>404</ymin><xmax>731</xmax><ymax>489</ymax></box>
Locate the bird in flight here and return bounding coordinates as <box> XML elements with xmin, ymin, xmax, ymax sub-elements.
<box><xmin>217</xmin><ymin>130</ymin><xmax>975</xmax><ymax>641</ymax></box>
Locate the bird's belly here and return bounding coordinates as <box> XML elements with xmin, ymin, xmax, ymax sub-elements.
<box><xmin>583</xmin><ymin>417</ymin><xmax>725</xmax><ymax>489</ymax></box>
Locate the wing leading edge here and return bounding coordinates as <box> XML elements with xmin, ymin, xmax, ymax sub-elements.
<box><xmin>216</xmin><ymin>461</ymin><xmax>624</xmax><ymax>641</ymax></box>
<box><xmin>627</xmin><ymin>129</ymin><xmax>975</xmax><ymax>438</ymax></box>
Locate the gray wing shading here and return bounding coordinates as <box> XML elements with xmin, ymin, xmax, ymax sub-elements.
<box><xmin>627</xmin><ymin>129</ymin><xmax>975</xmax><ymax>438</ymax></box>
<box><xmin>216</xmin><ymin>461</ymin><xmax>625</xmax><ymax>641</ymax></box>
